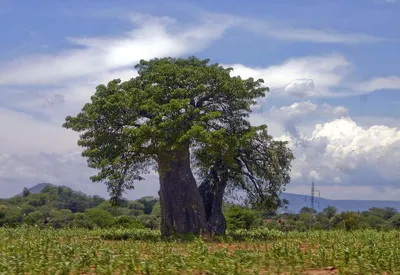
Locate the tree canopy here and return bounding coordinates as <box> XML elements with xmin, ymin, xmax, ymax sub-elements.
<box><xmin>63</xmin><ymin>56</ymin><xmax>294</xmax><ymax>236</ymax></box>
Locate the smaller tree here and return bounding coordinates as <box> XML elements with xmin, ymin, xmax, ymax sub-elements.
<box><xmin>322</xmin><ymin>206</ymin><xmax>337</xmax><ymax>219</ymax></box>
<box><xmin>48</xmin><ymin>209</ymin><xmax>74</xmax><ymax>229</ymax></box>
<box><xmin>91</xmin><ymin>195</ymin><xmax>106</xmax><ymax>207</ymax></box>
<box><xmin>27</xmin><ymin>193</ymin><xmax>48</xmax><ymax>208</ymax></box>
<box><xmin>96</xmin><ymin>201</ymin><xmax>131</xmax><ymax>217</ymax></box>
<box><xmin>72</xmin><ymin>213</ymin><xmax>94</xmax><ymax>229</ymax></box>
<box><xmin>299</xmin><ymin>207</ymin><xmax>317</xmax><ymax>215</ymax></box>
<box><xmin>24</xmin><ymin>211</ymin><xmax>44</xmax><ymax>226</ymax></box>
<box><xmin>137</xmin><ymin>215</ymin><xmax>161</xmax><ymax>230</ymax></box>
<box><xmin>0</xmin><ymin>205</ymin><xmax>22</xmax><ymax>227</ymax></box>
<box><xmin>225</xmin><ymin>205</ymin><xmax>258</xmax><ymax>230</ymax></box>
<box><xmin>389</xmin><ymin>213</ymin><xmax>400</xmax><ymax>229</ymax></box>
<box><xmin>22</xmin><ymin>187</ymin><xmax>31</xmax><ymax>198</ymax></box>
<box><xmin>0</xmin><ymin>205</ymin><xmax>7</xmax><ymax>219</ymax></box>
<box><xmin>331</xmin><ymin>211</ymin><xmax>364</xmax><ymax>231</ymax></box>
<box><xmin>315</xmin><ymin>212</ymin><xmax>331</xmax><ymax>230</ymax></box>
<box><xmin>113</xmin><ymin>215</ymin><xmax>145</xmax><ymax>229</ymax></box>
<box><xmin>136</xmin><ymin>197</ymin><xmax>159</xmax><ymax>215</ymax></box>
<box><xmin>364</xmin><ymin>214</ymin><xmax>385</xmax><ymax>230</ymax></box>
<box><xmin>383</xmin><ymin>207</ymin><xmax>398</xmax><ymax>220</ymax></box>
<box><xmin>84</xmin><ymin>208</ymin><xmax>115</xmax><ymax>228</ymax></box>
<box><xmin>128</xmin><ymin>201</ymin><xmax>145</xmax><ymax>216</ymax></box>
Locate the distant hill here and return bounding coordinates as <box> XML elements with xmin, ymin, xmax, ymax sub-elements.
<box><xmin>16</xmin><ymin>183</ymin><xmax>54</xmax><ymax>196</ymax></box>
<box><xmin>281</xmin><ymin>193</ymin><xmax>400</xmax><ymax>213</ymax></box>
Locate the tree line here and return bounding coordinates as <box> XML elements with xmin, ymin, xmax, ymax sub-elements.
<box><xmin>0</xmin><ymin>185</ymin><xmax>159</xmax><ymax>229</ymax></box>
<box><xmin>1</xmin><ymin>185</ymin><xmax>399</xmax><ymax>231</ymax></box>
<box><xmin>263</xmin><ymin>206</ymin><xmax>400</xmax><ymax>231</ymax></box>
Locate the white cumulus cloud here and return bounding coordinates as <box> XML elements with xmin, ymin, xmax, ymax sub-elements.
<box><xmin>282</xmin><ymin>117</ymin><xmax>400</xmax><ymax>196</ymax></box>
<box><xmin>254</xmin><ymin>101</ymin><xmax>348</xmax><ymax>138</ymax></box>
<box><xmin>249</xmin><ymin>102</ymin><xmax>400</xmax><ymax>200</ymax></box>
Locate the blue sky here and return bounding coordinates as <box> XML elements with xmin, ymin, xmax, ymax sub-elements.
<box><xmin>0</xmin><ymin>0</ymin><xmax>400</xmax><ymax>200</ymax></box>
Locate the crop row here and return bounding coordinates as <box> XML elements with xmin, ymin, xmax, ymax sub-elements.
<box><xmin>0</xmin><ymin>226</ymin><xmax>399</xmax><ymax>274</ymax></box>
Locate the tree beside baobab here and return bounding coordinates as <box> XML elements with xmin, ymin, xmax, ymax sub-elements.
<box><xmin>63</xmin><ymin>57</ymin><xmax>294</xmax><ymax>237</ymax></box>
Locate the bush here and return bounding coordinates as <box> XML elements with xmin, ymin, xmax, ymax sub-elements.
<box><xmin>225</xmin><ymin>205</ymin><xmax>258</xmax><ymax>230</ymax></box>
<box><xmin>84</xmin><ymin>208</ymin><xmax>115</xmax><ymax>228</ymax></box>
<box><xmin>113</xmin><ymin>215</ymin><xmax>145</xmax><ymax>229</ymax></box>
<box><xmin>137</xmin><ymin>215</ymin><xmax>161</xmax><ymax>229</ymax></box>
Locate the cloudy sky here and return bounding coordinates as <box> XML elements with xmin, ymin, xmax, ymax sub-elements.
<box><xmin>1</xmin><ymin>0</ymin><xmax>400</xmax><ymax>200</ymax></box>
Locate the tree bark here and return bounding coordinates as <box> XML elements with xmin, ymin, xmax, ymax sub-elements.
<box><xmin>158</xmin><ymin>145</ymin><xmax>208</xmax><ymax>237</ymax></box>
<box><xmin>198</xmin><ymin>172</ymin><xmax>228</xmax><ymax>235</ymax></box>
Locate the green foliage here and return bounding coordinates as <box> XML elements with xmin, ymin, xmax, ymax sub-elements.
<box><xmin>0</xmin><ymin>205</ymin><xmax>21</xmax><ymax>227</ymax></box>
<box><xmin>127</xmin><ymin>200</ymin><xmax>145</xmax><ymax>216</ymax></box>
<box><xmin>0</xmin><ymin>186</ymin><xmax>163</xmax><ymax>230</ymax></box>
<box><xmin>389</xmin><ymin>213</ymin><xmax>400</xmax><ymax>229</ymax></box>
<box><xmin>322</xmin><ymin>205</ymin><xmax>337</xmax><ymax>219</ymax></box>
<box><xmin>225</xmin><ymin>205</ymin><xmax>258</xmax><ymax>230</ymax></box>
<box><xmin>1</xmin><ymin>227</ymin><xmax>400</xmax><ymax>274</ymax></box>
<box><xmin>63</xmin><ymin>57</ymin><xmax>262</xmax><ymax>200</ymax></box>
<box><xmin>40</xmin><ymin>185</ymin><xmax>105</xmax><ymax>212</ymax></box>
<box><xmin>136</xmin><ymin>197</ymin><xmax>158</xmax><ymax>215</ymax></box>
<box><xmin>0</xmin><ymin>205</ymin><xmax>6</xmax><ymax>219</ymax></box>
<box><xmin>62</xmin><ymin>56</ymin><xmax>292</xmax><ymax>214</ymax></box>
<box><xmin>84</xmin><ymin>208</ymin><xmax>115</xmax><ymax>228</ymax></box>
<box><xmin>96</xmin><ymin>201</ymin><xmax>132</xmax><ymax>217</ymax></box>
<box><xmin>20</xmin><ymin>203</ymin><xmax>35</xmax><ymax>215</ymax></box>
<box><xmin>99</xmin><ymin>228</ymin><xmax>160</xmax><ymax>241</ymax></box>
<box><xmin>27</xmin><ymin>193</ymin><xmax>49</xmax><ymax>207</ymax></box>
<box><xmin>113</xmin><ymin>215</ymin><xmax>145</xmax><ymax>229</ymax></box>
<box><xmin>330</xmin><ymin>212</ymin><xmax>364</xmax><ymax>231</ymax></box>
<box><xmin>137</xmin><ymin>215</ymin><xmax>161</xmax><ymax>230</ymax></box>
<box><xmin>299</xmin><ymin>207</ymin><xmax>317</xmax><ymax>215</ymax></box>
<box><xmin>3</xmin><ymin>183</ymin><xmax>399</xmax><ymax>233</ymax></box>
<box><xmin>47</xmin><ymin>209</ymin><xmax>74</xmax><ymax>229</ymax></box>
<box><xmin>24</xmin><ymin>211</ymin><xmax>44</xmax><ymax>226</ymax></box>
<box><xmin>72</xmin><ymin>213</ymin><xmax>94</xmax><ymax>229</ymax></box>
<box><xmin>262</xmin><ymin>205</ymin><xmax>400</xmax><ymax>232</ymax></box>
<box><xmin>150</xmin><ymin>202</ymin><xmax>161</xmax><ymax>217</ymax></box>
<box><xmin>363</xmin><ymin>214</ymin><xmax>386</xmax><ymax>230</ymax></box>
<box><xmin>22</xmin><ymin>187</ymin><xmax>30</xmax><ymax>198</ymax></box>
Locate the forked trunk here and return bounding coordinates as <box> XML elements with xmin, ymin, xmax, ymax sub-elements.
<box><xmin>198</xmin><ymin>174</ymin><xmax>228</xmax><ymax>235</ymax></box>
<box><xmin>158</xmin><ymin>145</ymin><xmax>208</xmax><ymax>237</ymax></box>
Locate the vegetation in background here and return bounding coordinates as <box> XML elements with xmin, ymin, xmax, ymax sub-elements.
<box><xmin>0</xmin><ymin>185</ymin><xmax>158</xmax><ymax>230</ymax></box>
<box><xmin>1</xmin><ymin>185</ymin><xmax>400</xmax><ymax>232</ymax></box>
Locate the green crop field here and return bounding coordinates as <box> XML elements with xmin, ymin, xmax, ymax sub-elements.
<box><xmin>1</xmin><ymin>227</ymin><xmax>399</xmax><ymax>274</ymax></box>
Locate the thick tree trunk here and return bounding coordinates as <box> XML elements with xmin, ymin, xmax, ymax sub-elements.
<box><xmin>158</xmin><ymin>145</ymin><xmax>208</xmax><ymax>237</ymax></box>
<box><xmin>198</xmin><ymin>173</ymin><xmax>228</xmax><ymax>235</ymax></box>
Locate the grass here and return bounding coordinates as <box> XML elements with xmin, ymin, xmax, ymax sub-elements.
<box><xmin>0</xmin><ymin>226</ymin><xmax>399</xmax><ymax>274</ymax></box>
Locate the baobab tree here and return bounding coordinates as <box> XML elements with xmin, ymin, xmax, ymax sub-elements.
<box><xmin>63</xmin><ymin>57</ymin><xmax>293</xmax><ymax>236</ymax></box>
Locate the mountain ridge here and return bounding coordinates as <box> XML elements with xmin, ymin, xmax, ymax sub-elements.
<box><xmin>280</xmin><ymin>193</ymin><xmax>400</xmax><ymax>213</ymax></box>
<box><xmin>15</xmin><ymin>182</ymin><xmax>55</xmax><ymax>197</ymax></box>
